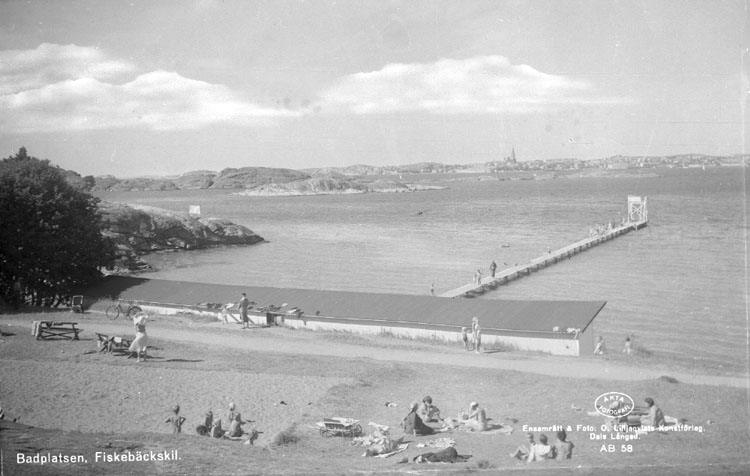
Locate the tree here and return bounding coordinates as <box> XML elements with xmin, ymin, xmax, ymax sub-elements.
<box><xmin>0</xmin><ymin>148</ymin><xmax>115</xmax><ymax>307</ymax></box>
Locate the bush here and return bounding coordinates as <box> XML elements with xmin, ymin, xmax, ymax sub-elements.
<box><xmin>474</xmin><ymin>459</ymin><xmax>496</xmax><ymax>469</ymax></box>
<box><xmin>271</xmin><ymin>425</ymin><xmax>300</xmax><ymax>446</ymax></box>
<box><xmin>632</xmin><ymin>343</ymin><xmax>652</xmax><ymax>357</ymax></box>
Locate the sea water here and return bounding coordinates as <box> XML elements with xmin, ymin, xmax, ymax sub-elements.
<box><xmin>98</xmin><ymin>167</ymin><xmax>748</xmax><ymax>374</ymax></box>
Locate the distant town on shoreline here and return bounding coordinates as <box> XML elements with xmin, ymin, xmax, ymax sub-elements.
<box><xmin>58</xmin><ymin>152</ymin><xmax>748</xmax><ymax>193</ymax></box>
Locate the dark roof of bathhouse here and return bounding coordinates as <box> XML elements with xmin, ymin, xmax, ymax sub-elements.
<box><xmin>81</xmin><ymin>276</ymin><xmax>605</xmax><ymax>334</ymax></box>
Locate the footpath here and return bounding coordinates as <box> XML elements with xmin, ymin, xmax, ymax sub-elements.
<box><xmin>5</xmin><ymin>314</ymin><xmax>748</xmax><ymax>389</ymax></box>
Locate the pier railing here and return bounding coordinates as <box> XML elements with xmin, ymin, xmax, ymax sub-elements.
<box><xmin>439</xmin><ymin>219</ymin><xmax>648</xmax><ymax>298</ymax></box>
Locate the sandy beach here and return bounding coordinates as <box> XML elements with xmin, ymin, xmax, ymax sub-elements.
<box><xmin>1</xmin><ymin>310</ymin><xmax>749</xmax><ymax>475</ymax></box>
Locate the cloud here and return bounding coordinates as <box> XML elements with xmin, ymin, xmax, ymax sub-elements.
<box><xmin>319</xmin><ymin>56</ymin><xmax>625</xmax><ymax>114</ymax></box>
<box><xmin>0</xmin><ymin>44</ymin><xmax>301</xmax><ymax>132</ymax></box>
<box><xmin>0</xmin><ymin>43</ymin><xmax>135</xmax><ymax>95</ymax></box>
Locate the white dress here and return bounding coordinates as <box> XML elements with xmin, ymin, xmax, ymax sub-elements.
<box><xmin>128</xmin><ymin>315</ymin><xmax>148</xmax><ymax>353</ymax></box>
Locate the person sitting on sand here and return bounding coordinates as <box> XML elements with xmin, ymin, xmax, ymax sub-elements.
<box><xmin>226</xmin><ymin>402</ymin><xmax>237</xmax><ymax>426</ymax></box>
<box><xmin>554</xmin><ymin>429</ymin><xmax>574</xmax><ymax>459</ymax></box>
<box><xmin>638</xmin><ymin>397</ymin><xmax>665</xmax><ymax>429</ymax></box>
<box><xmin>164</xmin><ymin>405</ymin><xmax>186</xmax><ymax>434</ymax></box>
<box><xmin>228</xmin><ymin>412</ymin><xmax>245</xmax><ymax>438</ymax></box>
<box><xmin>402</xmin><ymin>402</ymin><xmax>437</xmax><ymax>436</ymax></box>
<box><xmin>364</xmin><ymin>434</ymin><xmax>405</xmax><ymax>457</ymax></box>
<box><xmin>459</xmin><ymin>402</ymin><xmax>487</xmax><ymax>432</ymax></box>
<box><xmin>413</xmin><ymin>446</ymin><xmax>470</xmax><ymax>463</ymax></box>
<box><xmin>210</xmin><ymin>419</ymin><xmax>224</xmax><ymax>438</ymax></box>
<box><xmin>511</xmin><ymin>432</ymin><xmax>535</xmax><ymax>460</ymax></box>
<box><xmin>418</xmin><ymin>396</ymin><xmax>441</xmax><ymax>423</ymax></box>
<box><xmin>528</xmin><ymin>434</ymin><xmax>555</xmax><ymax>461</ymax></box>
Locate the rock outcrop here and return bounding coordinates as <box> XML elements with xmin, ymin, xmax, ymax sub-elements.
<box><xmin>98</xmin><ymin>202</ymin><xmax>264</xmax><ymax>271</ymax></box>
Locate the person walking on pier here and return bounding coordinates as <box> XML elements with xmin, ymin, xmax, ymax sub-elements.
<box><xmin>489</xmin><ymin>261</ymin><xmax>497</xmax><ymax>278</ymax></box>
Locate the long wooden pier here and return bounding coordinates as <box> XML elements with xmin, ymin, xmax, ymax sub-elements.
<box><xmin>439</xmin><ymin>219</ymin><xmax>648</xmax><ymax>298</ymax></box>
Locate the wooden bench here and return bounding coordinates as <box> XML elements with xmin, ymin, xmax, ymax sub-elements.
<box><xmin>33</xmin><ymin>321</ymin><xmax>82</xmax><ymax>341</ymax></box>
<box><xmin>95</xmin><ymin>333</ymin><xmax>131</xmax><ymax>353</ymax></box>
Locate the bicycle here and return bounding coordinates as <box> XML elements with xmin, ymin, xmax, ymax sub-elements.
<box><xmin>105</xmin><ymin>299</ymin><xmax>143</xmax><ymax>320</ymax></box>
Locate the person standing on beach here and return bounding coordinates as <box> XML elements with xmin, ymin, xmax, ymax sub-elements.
<box><xmin>623</xmin><ymin>337</ymin><xmax>633</xmax><ymax>355</ymax></box>
<box><xmin>461</xmin><ymin>327</ymin><xmax>470</xmax><ymax>351</ymax></box>
<box><xmin>237</xmin><ymin>293</ymin><xmax>251</xmax><ymax>329</ymax></box>
<box><xmin>128</xmin><ymin>312</ymin><xmax>148</xmax><ymax>362</ymax></box>
<box><xmin>471</xmin><ymin>317</ymin><xmax>481</xmax><ymax>353</ymax></box>
<box><xmin>430</xmin><ymin>283</ymin><xmax>435</xmax><ymax>296</ymax></box>
<box><xmin>489</xmin><ymin>261</ymin><xmax>497</xmax><ymax>278</ymax></box>
<box><xmin>12</xmin><ymin>278</ymin><xmax>22</xmax><ymax>310</ymax></box>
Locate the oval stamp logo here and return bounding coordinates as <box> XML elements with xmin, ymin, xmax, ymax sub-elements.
<box><xmin>594</xmin><ymin>392</ymin><xmax>634</xmax><ymax>418</ymax></box>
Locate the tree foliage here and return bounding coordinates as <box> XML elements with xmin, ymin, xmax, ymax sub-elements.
<box><xmin>0</xmin><ymin>148</ymin><xmax>115</xmax><ymax>306</ymax></box>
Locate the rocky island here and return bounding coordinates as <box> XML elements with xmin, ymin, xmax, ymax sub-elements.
<box><xmin>90</xmin><ymin>167</ymin><xmax>445</xmax><ymax>196</ymax></box>
<box><xmin>234</xmin><ymin>172</ymin><xmax>445</xmax><ymax>196</ymax></box>
<box><xmin>98</xmin><ymin>202</ymin><xmax>264</xmax><ymax>272</ymax></box>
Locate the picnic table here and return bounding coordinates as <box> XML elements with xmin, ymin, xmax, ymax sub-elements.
<box><xmin>33</xmin><ymin>321</ymin><xmax>82</xmax><ymax>341</ymax></box>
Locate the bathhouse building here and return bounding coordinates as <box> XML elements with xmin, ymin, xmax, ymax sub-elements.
<box><xmin>82</xmin><ymin>277</ymin><xmax>605</xmax><ymax>356</ymax></box>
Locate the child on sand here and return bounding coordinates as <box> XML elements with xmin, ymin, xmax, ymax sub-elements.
<box><xmin>418</xmin><ymin>395</ymin><xmax>441</xmax><ymax>423</ymax></box>
<box><xmin>196</xmin><ymin>410</ymin><xmax>214</xmax><ymax>436</ymax></box>
<box><xmin>461</xmin><ymin>327</ymin><xmax>470</xmax><ymax>351</ymax></box>
<box><xmin>211</xmin><ymin>419</ymin><xmax>224</xmax><ymax>438</ymax></box>
<box><xmin>165</xmin><ymin>405</ymin><xmax>186</xmax><ymax>434</ymax></box>
<box><xmin>593</xmin><ymin>336</ymin><xmax>606</xmax><ymax>355</ymax></box>
<box><xmin>623</xmin><ymin>337</ymin><xmax>633</xmax><ymax>355</ymax></box>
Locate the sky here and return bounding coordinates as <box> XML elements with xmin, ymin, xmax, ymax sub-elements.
<box><xmin>0</xmin><ymin>0</ymin><xmax>747</xmax><ymax>176</ymax></box>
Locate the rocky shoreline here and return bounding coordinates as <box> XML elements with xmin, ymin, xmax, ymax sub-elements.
<box><xmin>99</xmin><ymin>202</ymin><xmax>263</xmax><ymax>272</ymax></box>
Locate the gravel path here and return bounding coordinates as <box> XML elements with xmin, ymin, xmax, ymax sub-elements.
<box><xmin>12</xmin><ymin>314</ymin><xmax>744</xmax><ymax>389</ymax></box>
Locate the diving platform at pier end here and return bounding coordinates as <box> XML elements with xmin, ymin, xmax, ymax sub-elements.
<box><xmin>439</xmin><ymin>196</ymin><xmax>649</xmax><ymax>299</ymax></box>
